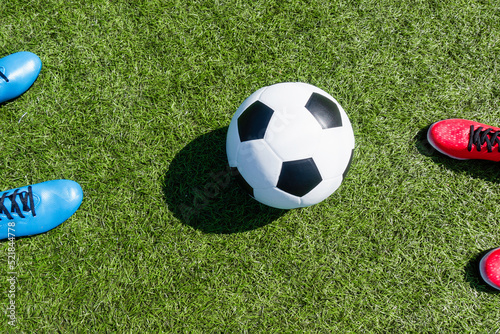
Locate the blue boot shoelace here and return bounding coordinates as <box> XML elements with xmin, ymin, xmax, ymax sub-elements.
<box><xmin>0</xmin><ymin>186</ymin><xmax>36</xmax><ymax>220</ymax></box>
<box><xmin>0</xmin><ymin>69</ymin><xmax>9</xmax><ymax>82</ymax></box>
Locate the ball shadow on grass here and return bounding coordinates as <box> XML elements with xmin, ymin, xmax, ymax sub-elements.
<box><xmin>414</xmin><ymin>126</ymin><xmax>500</xmax><ymax>183</ymax></box>
<box><xmin>162</xmin><ymin>127</ymin><xmax>286</xmax><ymax>234</ymax></box>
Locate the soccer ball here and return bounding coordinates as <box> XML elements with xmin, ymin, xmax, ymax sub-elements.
<box><xmin>226</xmin><ymin>82</ymin><xmax>355</xmax><ymax>209</ymax></box>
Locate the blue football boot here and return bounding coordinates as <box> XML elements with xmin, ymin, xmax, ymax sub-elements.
<box><xmin>0</xmin><ymin>180</ymin><xmax>83</xmax><ymax>239</ymax></box>
<box><xmin>0</xmin><ymin>51</ymin><xmax>42</xmax><ymax>104</ymax></box>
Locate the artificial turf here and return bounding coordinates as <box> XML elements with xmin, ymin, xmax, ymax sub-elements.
<box><xmin>1</xmin><ymin>0</ymin><xmax>500</xmax><ymax>332</ymax></box>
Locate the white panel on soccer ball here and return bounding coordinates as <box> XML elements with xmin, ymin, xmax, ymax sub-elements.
<box><xmin>299</xmin><ymin>176</ymin><xmax>343</xmax><ymax>207</ymax></box>
<box><xmin>254</xmin><ymin>187</ymin><xmax>301</xmax><ymax>210</ymax></box>
<box><xmin>264</xmin><ymin>106</ymin><xmax>322</xmax><ymax>161</ymax></box>
<box><xmin>236</xmin><ymin>140</ymin><xmax>282</xmax><ymax>189</ymax></box>
<box><xmin>313</xmin><ymin>129</ymin><xmax>354</xmax><ymax>180</ymax></box>
<box><xmin>259</xmin><ymin>82</ymin><xmax>315</xmax><ymax>110</ymax></box>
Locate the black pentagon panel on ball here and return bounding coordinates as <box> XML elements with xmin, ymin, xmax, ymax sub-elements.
<box><xmin>305</xmin><ymin>92</ymin><xmax>342</xmax><ymax>129</ymax></box>
<box><xmin>237</xmin><ymin>101</ymin><xmax>274</xmax><ymax>142</ymax></box>
<box><xmin>277</xmin><ymin>158</ymin><xmax>322</xmax><ymax>197</ymax></box>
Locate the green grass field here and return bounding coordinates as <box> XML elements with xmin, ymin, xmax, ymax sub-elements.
<box><xmin>1</xmin><ymin>0</ymin><xmax>500</xmax><ymax>332</ymax></box>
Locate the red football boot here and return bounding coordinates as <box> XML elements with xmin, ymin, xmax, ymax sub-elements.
<box><xmin>427</xmin><ymin>119</ymin><xmax>500</xmax><ymax>161</ymax></box>
<box><xmin>479</xmin><ymin>247</ymin><xmax>500</xmax><ymax>290</ymax></box>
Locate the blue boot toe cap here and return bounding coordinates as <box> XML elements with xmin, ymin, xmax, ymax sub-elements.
<box><xmin>0</xmin><ymin>180</ymin><xmax>83</xmax><ymax>239</ymax></box>
<box><xmin>0</xmin><ymin>51</ymin><xmax>42</xmax><ymax>104</ymax></box>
